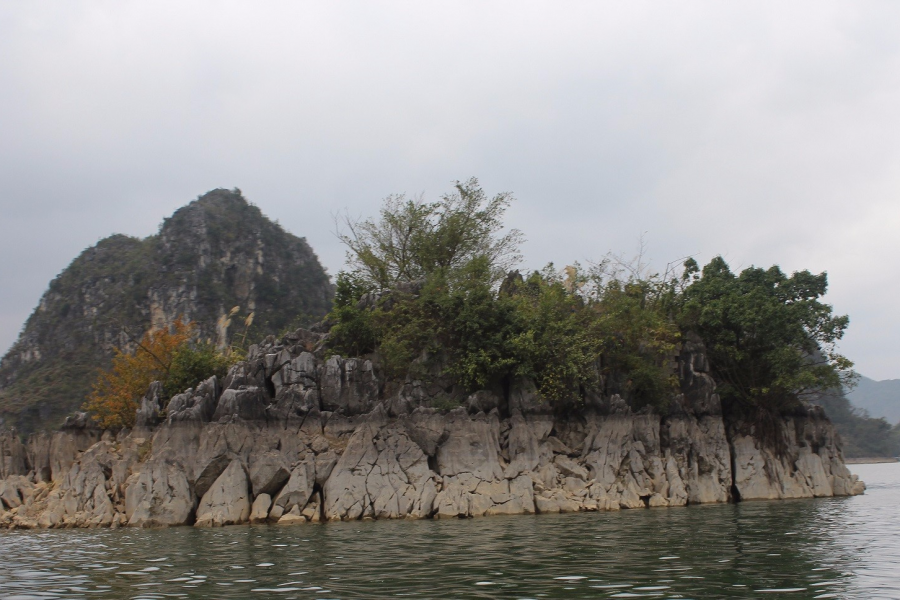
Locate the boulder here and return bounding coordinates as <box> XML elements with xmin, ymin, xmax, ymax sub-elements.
<box><xmin>271</xmin><ymin>352</ymin><xmax>318</xmax><ymax>394</ymax></box>
<box><xmin>195</xmin><ymin>459</ymin><xmax>252</xmax><ymax>527</ymax></box>
<box><xmin>222</xmin><ymin>358</ymin><xmax>268</xmax><ymax>392</ymax></box>
<box><xmin>250</xmin><ymin>493</ymin><xmax>272</xmax><ymax>523</ymax></box>
<box><xmin>47</xmin><ymin>460</ymin><xmax>116</xmax><ymax>527</ymax></box>
<box><xmin>126</xmin><ymin>459</ymin><xmax>195</xmax><ymax>527</ymax></box>
<box><xmin>249</xmin><ymin>451</ymin><xmax>291</xmax><ymax>498</ymax></box>
<box><xmin>555</xmin><ymin>456</ymin><xmax>589</xmax><ymax>481</ymax></box>
<box><xmin>273</xmin><ymin>459</ymin><xmax>316</xmax><ymax>515</ymax></box>
<box><xmin>212</xmin><ymin>386</ymin><xmax>268</xmax><ymax>422</ymax></box>
<box><xmin>0</xmin><ymin>475</ymin><xmax>33</xmax><ymax>509</ymax></box>
<box><xmin>466</xmin><ymin>390</ymin><xmax>501</xmax><ymax>414</ymax></box>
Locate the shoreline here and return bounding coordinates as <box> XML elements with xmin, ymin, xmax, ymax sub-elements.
<box><xmin>845</xmin><ymin>457</ymin><xmax>899</xmax><ymax>464</ymax></box>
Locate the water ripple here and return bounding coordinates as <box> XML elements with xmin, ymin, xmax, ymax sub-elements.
<box><xmin>1</xmin><ymin>463</ymin><xmax>898</xmax><ymax>599</ymax></box>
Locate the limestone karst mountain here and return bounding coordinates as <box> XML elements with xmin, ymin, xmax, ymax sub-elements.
<box><xmin>0</xmin><ymin>189</ymin><xmax>333</xmax><ymax>433</ymax></box>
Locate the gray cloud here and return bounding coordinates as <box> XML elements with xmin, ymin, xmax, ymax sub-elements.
<box><xmin>2</xmin><ymin>1</ymin><xmax>899</xmax><ymax>378</ymax></box>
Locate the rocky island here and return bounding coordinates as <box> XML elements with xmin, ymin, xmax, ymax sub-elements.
<box><xmin>0</xmin><ymin>182</ymin><xmax>866</xmax><ymax>530</ymax></box>
<box><xmin>0</xmin><ymin>328</ymin><xmax>864</xmax><ymax>529</ymax></box>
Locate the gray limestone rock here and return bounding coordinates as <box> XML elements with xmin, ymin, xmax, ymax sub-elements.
<box><xmin>222</xmin><ymin>359</ymin><xmax>268</xmax><ymax>393</ymax></box>
<box><xmin>320</xmin><ymin>356</ymin><xmax>379</xmax><ymax>415</ymax></box>
<box><xmin>323</xmin><ymin>419</ymin><xmax>434</xmax><ymax>521</ymax></box>
<box><xmin>268</xmin><ymin>352</ymin><xmax>321</xmax><ymax>421</ymax></box>
<box><xmin>546</xmin><ymin>436</ymin><xmax>574</xmax><ymax>455</ymax></box>
<box><xmin>730</xmin><ymin>406</ymin><xmax>862</xmax><ymax>501</ymax></box>
<box><xmin>273</xmin><ymin>458</ymin><xmax>316</xmax><ymax>514</ymax></box>
<box><xmin>212</xmin><ymin>386</ymin><xmax>268</xmax><ymax>422</ymax></box>
<box><xmin>249</xmin><ymin>451</ymin><xmax>291</xmax><ymax>498</ymax></box>
<box><xmin>0</xmin><ymin>430</ymin><xmax>28</xmax><ymax>479</ymax></box>
<box><xmin>508</xmin><ymin>377</ymin><xmax>551</xmax><ymax>415</ymax></box>
<box><xmin>401</xmin><ymin>408</ymin><xmax>448</xmax><ymax>457</ymax></box>
<box><xmin>250</xmin><ymin>493</ymin><xmax>272</xmax><ymax>523</ymax></box>
<box><xmin>126</xmin><ymin>459</ymin><xmax>195</xmax><ymax>527</ymax></box>
<box><xmin>49</xmin><ymin>459</ymin><xmax>116</xmax><ymax>527</ymax></box>
<box><xmin>0</xmin><ymin>475</ymin><xmax>33</xmax><ymax>509</ymax></box>
<box><xmin>314</xmin><ymin>450</ymin><xmax>339</xmax><ymax>487</ymax></box>
<box><xmin>193</xmin><ymin>454</ymin><xmax>232</xmax><ymax>500</ymax></box>
<box><xmin>466</xmin><ymin>390</ymin><xmax>501</xmax><ymax>414</ymax></box>
<box><xmin>61</xmin><ymin>412</ymin><xmax>92</xmax><ymax>430</ymax></box>
<box><xmin>166</xmin><ymin>377</ymin><xmax>220</xmax><ymax>424</ymax></box>
<box><xmin>436</xmin><ymin>410</ymin><xmax>503</xmax><ymax>481</ymax></box>
<box><xmin>506</xmin><ymin>414</ymin><xmax>542</xmax><ymax>477</ymax></box>
<box><xmin>135</xmin><ymin>381</ymin><xmax>163</xmax><ymax>428</ymax></box>
<box><xmin>195</xmin><ymin>459</ymin><xmax>251</xmax><ymax>527</ymax></box>
<box><xmin>271</xmin><ymin>352</ymin><xmax>318</xmax><ymax>394</ymax></box>
<box><xmin>555</xmin><ymin>456</ymin><xmax>589</xmax><ymax>481</ymax></box>
<box><xmin>1</xmin><ymin>333</ymin><xmax>866</xmax><ymax>530</ymax></box>
<box><xmin>28</xmin><ymin>428</ymin><xmax>103</xmax><ymax>483</ymax></box>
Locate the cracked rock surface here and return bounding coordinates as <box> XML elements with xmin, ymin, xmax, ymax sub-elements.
<box><xmin>0</xmin><ymin>329</ymin><xmax>865</xmax><ymax>530</ymax></box>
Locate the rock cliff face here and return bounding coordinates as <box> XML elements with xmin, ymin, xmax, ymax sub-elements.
<box><xmin>0</xmin><ymin>189</ymin><xmax>333</xmax><ymax>433</ymax></box>
<box><xmin>0</xmin><ymin>331</ymin><xmax>864</xmax><ymax>530</ymax></box>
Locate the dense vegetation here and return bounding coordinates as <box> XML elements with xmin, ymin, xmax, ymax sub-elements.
<box><xmin>328</xmin><ymin>179</ymin><xmax>856</xmax><ymax>422</ymax></box>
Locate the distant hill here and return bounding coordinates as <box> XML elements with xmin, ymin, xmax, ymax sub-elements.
<box><xmin>810</xmin><ymin>387</ymin><xmax>900</xmax><ymax>459</ymax></box>
<box><xmin>810</xmin><ymin>372</ymin><xmax>900</xmax><ymax>459</ymax></box>
<box><xmin>0</xmin><ymin>189</ymin><xmax>333</xmax><ymax>433</ymax></box>
<box><xmin>846</xmin><ymin>376</ymin><xmax>900</xmax><ymax>424</ymax></box>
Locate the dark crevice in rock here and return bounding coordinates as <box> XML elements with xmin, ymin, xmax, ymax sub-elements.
<box><xmin>724</xmin><ymin>421</ymin><xmax>741</xmax><ymax>503</ymax></box>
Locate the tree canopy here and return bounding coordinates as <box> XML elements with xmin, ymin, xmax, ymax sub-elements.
<box><xmin>327</xmin><ymin>180</ymin><xmax>855</xmax><ymax>419</ymax></box>
<box><xmin>336</xmin><ymin>177</ymin><xmax>524</xmax><ymax>290</ymax></box>
<box><xmin>679</xmin><ymin>257</ymin><xmax>854</xmax><ymax>413</ymax></box>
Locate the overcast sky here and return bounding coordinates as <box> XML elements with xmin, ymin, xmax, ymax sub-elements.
<box><xmin>2</xmin><ymin>2</ymin><xmax>899</xmax><ymax>380</ymax></box>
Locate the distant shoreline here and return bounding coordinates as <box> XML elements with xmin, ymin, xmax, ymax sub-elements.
<box><xmin>845</xmin><ymin>457</ymin><xmax>899</xmax><ymax>464</ymax></box>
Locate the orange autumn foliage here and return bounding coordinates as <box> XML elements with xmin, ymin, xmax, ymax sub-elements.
<box><xmin>84</xmin><ymin>321</ymin><xmax>194</xmax><ymax>429</ymax></box>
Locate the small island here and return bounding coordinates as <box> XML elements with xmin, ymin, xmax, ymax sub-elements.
<box><xmin>0</xmin><ymin>183</ymin><xmax>865</xmax><ymax>529</ymax></box>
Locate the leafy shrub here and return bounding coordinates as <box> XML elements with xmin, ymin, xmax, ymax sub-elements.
<box><xmin>83</xmin><ymin>321</ymin><xmax>234</xmax><ymax>429</ymax></box>
<box><xmin>164</xmin><ymin>342</ymin><xmax>232</xmax><ymax>399</ymax></box>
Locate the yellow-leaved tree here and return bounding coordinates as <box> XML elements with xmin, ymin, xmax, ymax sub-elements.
<box><xmin>84</xmin><ymin>321</ymin><xmax>194</xmax><ymax>429</ymax></box>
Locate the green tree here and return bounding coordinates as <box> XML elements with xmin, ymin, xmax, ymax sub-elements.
<box><xmin>326</xmin><ymin>272</ymin><xmax>378</xmax><ymax>358</ymax></box>
<box><xmin>336</xmin><ymin>177</ymin><xmax>524</xmax><ymax>291</ymax></box>
<box><xmin>680</xmin><ymin>256</ymin><xmax>855</xmax><ymax>415</ymax></box>
<box><xmin>328</xmin><ymin>179</ymin><xmax>525</xmax><ymax>372</ymax></box>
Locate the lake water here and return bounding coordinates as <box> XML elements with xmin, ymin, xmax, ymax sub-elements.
<box><xmin>1</xmin><ymin>463</ymin><xmax>898</xmax><ymax>599</ymax></box>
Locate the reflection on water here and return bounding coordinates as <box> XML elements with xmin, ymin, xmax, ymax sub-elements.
<box><xmin>1</xmin><ymin>463</ymin><xmax>897</xmax><ymax>599</ymax></box>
